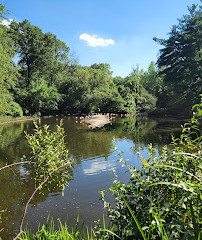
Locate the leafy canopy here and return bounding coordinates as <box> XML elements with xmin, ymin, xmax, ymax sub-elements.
<box><xmin>154</xmin><ymin>4</ymin><xmax>202</xmax><ymax>107</ymax></box>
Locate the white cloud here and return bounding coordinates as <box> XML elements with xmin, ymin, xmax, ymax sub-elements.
<box><xmin>83</xmin><ymin>161</ymin><xmax>114</xmax><ymax>175</ymax></box>
<box><xmin>1</xmin><ymin>19</ymin><xmax>14</xmax><ymax>27</ymax></box>
<box><xmin>80</xmin><ymin>33</ymin><xmax>115</xmax><ymax>47</ymax></box>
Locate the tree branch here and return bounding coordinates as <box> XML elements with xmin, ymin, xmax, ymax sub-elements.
<box><xmin>13</xmin><ymin>162</ymin><xmax>71</xmax><ymax>239</ymax></box>
<box><xmin>0</xmin><ymin>161</ymin><xmax>31</xmax><ymax>171</ymax></box>
<box><xmin>13</xmin><ymin>173</ymin><xmax>51</xmax><ymax>240</ymax></box>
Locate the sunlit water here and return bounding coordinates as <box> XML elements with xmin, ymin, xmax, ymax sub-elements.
<box><xmin>0</xmin><ymin>115</ymin><xmax>186</xmax><ymax>239</ymax></box>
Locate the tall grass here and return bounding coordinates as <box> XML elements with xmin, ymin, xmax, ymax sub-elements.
<box><xmin>19</xmin><ymin>216</ymin><xmax>121</xmax><ymax>240</ymax></box>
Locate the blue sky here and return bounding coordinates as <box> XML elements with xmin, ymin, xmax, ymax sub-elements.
<box><xmin>2</xmin><ymin>0</ymin><xmax>201</xmax><ymax>77</ymax></box>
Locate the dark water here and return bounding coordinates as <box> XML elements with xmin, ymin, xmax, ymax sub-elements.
<box><xmin>0</xmin><ymin>115</ymin><xmax>186</xmax><ymax>239</ymax></box>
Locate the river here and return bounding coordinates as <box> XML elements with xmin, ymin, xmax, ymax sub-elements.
<box><xmin>0</xmin><ymin>115</ymin><xmax>186</xmax><ymax>239</ymax></box>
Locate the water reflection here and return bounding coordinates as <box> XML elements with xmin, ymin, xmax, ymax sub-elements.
<box><xmin>0</xmin><ymin>115</ymin><xmax>185</xmax><ymax>239</ymax></box>
<box><xmin>83</xmin><ymin>159</ymin><xmax>115</xmax><ymax>176</ymax></box>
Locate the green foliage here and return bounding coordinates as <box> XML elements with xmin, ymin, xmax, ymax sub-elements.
<box><xmin>1</xmin><ymin>4</ymin><xmax>158</xmax><ymax>116</ymax></box>
<box><xmin>0</xmin><ymin>4</ymin><xmax>23</xmax><ymax>118</ymax></box>
<box><xmin>20</xmin><ymin>215</ymin><xmax>125</xmax><ymax>240</ymax></box>
<box><xmin>0</xmin><ymin>209</ymin><xmax>6</xmax><ymax>234</ymax></box>
<box><xmin>99</xmin><ymin>99</ymin><xmax>202</xmax><ymax>239</ymax></box>
<box><xmin>58</xmin><ymin>65</ymin><xmax>126</xmax><ymax>114</ymax></box>
<box><xmin>0</xmin><ymin>4</ymin><xmax>7</xmax><ymax>19</ymax></box>
<box><xmin>1</xmin><ymin>2</ymin><xmax>201</xmax><ymax>117</ymax></box>
<box><xmin>114</xmin><ymin>66</ymin><xmax>158</xmax><ymax>113</ymax></box>
<box><xmin>16</xmin><ymin>79</ymin><xmax>61</xmax><ymax>115</ymax></box>
<box><xmin>19</xmin><ymin>216</ymin><xmax>115</xmax><ymax>240</ymax></box>
<box><xmin>5</xmin><ymin>100</ymin><xmax>23</xmax><ymax>117</ymax></box>
<box><xmin>140</xmin><ymin>62</ymin><xmax>163</xmax><ymax>98</ymax></box>
<box><xmin>0</xmin><ymin>31</ymin><xmax>17</xmax><ymax>90</ymax></box>
<box><xmin>6</xmin><ymin>19</ymin><xmax>70</xmax><ymax>115</ymax></box>
<box><xmin>4</xmin><ymin>14</ymin><xmax>159</xmax><ymax>116</ymax></box>
<box><xmin>19</xmin><ymin>217</ymin><xmax>88</xmax><ymax>240</ymax></box>
<box><xmin>0</xmin><ymin>120</ymin><xmax>74</xmax><ymax>239</ymax></box>
<box><xmin>154</xmin><ymin>4</ymin><xmax>202</xmax><ymax>108</ymax></box>
<box><xmin>9</xmin><ymin>19</ymin><xmax>70</xmax><ymax>86</ymax></box>
<box><xmin>136</xmin><ymin>88</ymin><xmax>157</xmax><ymax>112</ymax></box>
<box><xmin>25</xmin><ymin>120</ymin><xmax>73</xmax><ymax>189</ymax></box>
<box><xmin>0</xmin><ymin>87</ymin><xmax>23</xmax><ymax>117</ymax></box>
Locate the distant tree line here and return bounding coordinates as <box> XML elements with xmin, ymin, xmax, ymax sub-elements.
<box><xmin>0</xmin><ymin>3</ymin><xmax>201</xmax><ymax>118</ymax></box>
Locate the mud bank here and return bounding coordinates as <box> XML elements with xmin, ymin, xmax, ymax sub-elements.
<box><xmin>80</xmin><ymin>115</ymin><xmax>112</xmax><ymax>128</ymax></box>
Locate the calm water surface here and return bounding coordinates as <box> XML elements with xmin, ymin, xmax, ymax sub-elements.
<box><xmin>0</xmin><ymin>115</ymin><xmax>186</xmax><ymax>239</ymax></box>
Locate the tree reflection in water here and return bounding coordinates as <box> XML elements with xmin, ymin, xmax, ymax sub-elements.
<box><xmin>0</xmin><ymin>115</ymin><xmax>185</xmax><ymax>239</ymax></box>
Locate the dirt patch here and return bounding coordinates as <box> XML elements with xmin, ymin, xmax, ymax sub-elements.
<box><xmin>80</xmin><ymin>115</ymin><xmax>111</xmax><ymax>129</ymax></box>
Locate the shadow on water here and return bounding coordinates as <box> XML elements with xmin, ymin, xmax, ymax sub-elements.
<box><xmin>0</xmin><ymin>115</ymin><xmax>185</xmax><ymax>239</ymax></box>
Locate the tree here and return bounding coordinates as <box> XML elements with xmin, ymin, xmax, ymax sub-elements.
<box><xmin>7</xmin><ymin>20</ymin><xmax>71</xmax><ymax>115</ymax></box>
<box><xmin>42</xmin><ymin>33</ymin><xmax>70</xmax><ymax>86</ymax></box>
<box><xmin>113</xmin><ymin>66</ymin><xmax>157</xmax><ymax>113</ymax></box>
<box><xmin>154</xmin><ymin>4</ymin><xmax>202</xmax><ymax>108</ymax></box>
<box><xmin>140</xmin><ymin>61</ymin><xmax>163</xmax><ymax>96</ymax></box>
<box><xmin>90</xmin><ymin>63</ymin><xmax>112</xmax><ymax>76</ymax></box>
<box><xmin>9</xmin><ymin>20</ymin><xmax>45</xmax><ymax>86</ymax></box>
<box><xmin>0</xmin><ymin>4</ymin><xmax>22</xmax><ymax>117</ymax></box>
<box><xmin>9</xmin><ymin>20</ymin><xmax>70</xmax><ymax>87</ymax></box>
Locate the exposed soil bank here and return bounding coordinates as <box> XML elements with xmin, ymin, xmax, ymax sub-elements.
<box><xmin>80</xmin><ymin>114</ymin><xmax>112</xmax><ymax>129</ymax></box>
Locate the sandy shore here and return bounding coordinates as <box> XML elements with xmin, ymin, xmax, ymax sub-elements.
<box><xmin>80</xmin><ymin>115</ymin><xmax>111</xmax><ymax>129</ymax></box>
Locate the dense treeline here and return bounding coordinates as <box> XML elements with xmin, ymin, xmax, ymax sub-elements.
<box><xmin>0</xmin><ymin>15</ymin><xmax>158</xmax><ymax>116</ymax></box>
<box><xmin>0</xmin><ymin>3</ymin><xmax>201</xmax><ymax>118</ymax></box>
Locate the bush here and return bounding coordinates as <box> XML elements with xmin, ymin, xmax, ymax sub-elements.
<box><xmin>25</xmin><ymin>121</ymin><xmax>74</xmax><ymax>188</ymax></box>
<box><xmin>99</xmin><ymin>99</ymin><xmax>202</xmax><ymax>239</ymax></box>
<box><xmin>137</xmin><ymin>88</ymin><xmax>157</xmax><ymax>112</ymax></box>
<box><xmin>0</xmin><ymin>88</ymin><xmax>23</xmax><ymax>118</ymax></box>
<box><xmin>5</xmin><ymin>101</ymin><xmax>23</xmax><ymax>117</ymax></box>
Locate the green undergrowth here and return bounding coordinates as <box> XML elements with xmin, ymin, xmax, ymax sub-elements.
<box><xmin>19</xmin><ymin>216</ymin><xmax>128</xmax><ymax>240</ymax></box>
<box><xmin>19</xmin><ymin>216</ymin><xmax>93</xmax><ymax>240</ymax></box>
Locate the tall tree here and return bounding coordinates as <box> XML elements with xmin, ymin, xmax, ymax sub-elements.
<box><xmin>0</xmin><ymin>4</ymin><xmax>22</xmax><ymax>117</ymax></box>
<box><xmin>90</xmin><ymin>63</ymin><xmax>112</xmax><ymax>76</ymax></box>
<box><xmin>9</xmin><ymin>20</ymin><xmax>70</xmax><ymax>86</ymax></box>
<box><xmin>9</xmin><ymin>20</ymin><xmax>45</xmax><ymax>85</ymax></box>
<box><xmin>140</xmin><ymin>61</ymin><xmax>163</xmax><ymax>96</ymax></box>
<box><xmin>43</xmin><ymin>33</ymin><xmax>70</xmax><ymax>86</ymax></box>
<box><xmin>154</xmin><ymin>4</ymin><xmax>202</xmax><ymax>108</ymax></box>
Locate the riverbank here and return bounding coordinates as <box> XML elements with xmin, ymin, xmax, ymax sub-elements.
<box><xmin>0</xmin><ymin>113</ymin><xmax>123</xmax><ymax>127</ymax></box>
<box><xmin>0</xmin><ymin>116</ymin><xmax>40</xmax><ymax>125</ymax></box>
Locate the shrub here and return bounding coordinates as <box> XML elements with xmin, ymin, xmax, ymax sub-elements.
<box><xmin>99</xmin><ymin>99</ymin><xmax>201</xmax><ymax>239</ymax></box>
<box><xmin>0</xmin><ymin>121</ymin><xmax>74</xmax><ymax>240</ymax></box>
<box><xmin>0</xmin><ymin>88</ymin><xmax>23</xmax><ymax>118</ymax></box>
<box><xmin>5</xmin><ymin>101</ymin><xmax>23</xmax><ymax>117</ymax></box>
<box><xmin>25</xmin><ymin>120</ymin><xmax>74</xmax><ymax>189</ymax></box>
